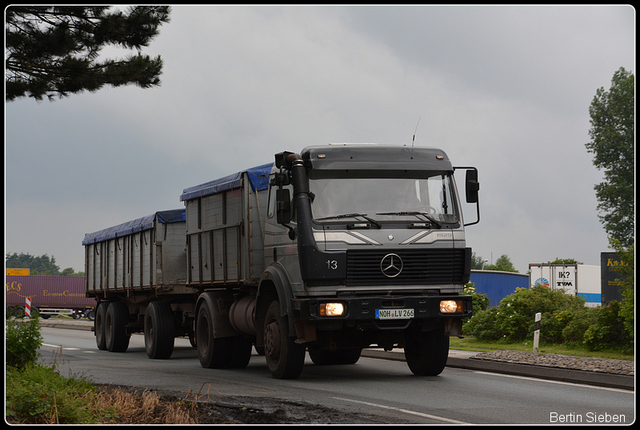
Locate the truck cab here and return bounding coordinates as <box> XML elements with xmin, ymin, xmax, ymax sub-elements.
<box><xmin>258</xmin><ymin>144</ymin><xmax>479</xmax><ymax>378</ymax></box>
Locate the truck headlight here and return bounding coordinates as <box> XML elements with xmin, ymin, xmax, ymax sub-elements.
<box><xmin>319</xmin><ymin>302</ymin><xmax>346</xmax><ymax>317</ymax></box>
<box><xmin>440</xmin><ymin>300</ymin><xmax>463</xmax><ymax>314</ymax></box>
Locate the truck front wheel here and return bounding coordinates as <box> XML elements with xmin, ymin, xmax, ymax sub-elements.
<box><xmin>404</xmin><ymin>324</ymin><xmax>449</xmax><ymax>376</ymax></box>
<box><xmin>196</xmin><ymin>301</ymin><xmax>231</xmax><ymax>368</ymax></box>
<box><xmin>144</xmin><ymin>301</ymin><xmax>175</xmax><ymax>359</ymax></box>
<box><xmin>263</xmin><ymin>301</ymin><xmax>305</xmax><ymax>379</ymax></box>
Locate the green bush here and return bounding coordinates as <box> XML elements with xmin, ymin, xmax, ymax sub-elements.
<box><xmin>463</xmin><ymin>283</ymin><xmax>633</xmax><ymax>352</ymax></box>
<box><xmin>462</xmin><ymin>306</ymin><xmax>501</xmax><ymax>341</ymax></box>
<box><xmin>6</xmin><ymin>312</ymin><xmax>43</xmax><ymax>369</ymax></box>
<box><xmin>463</xmin><ymin>285</ymin><xmax>586</xmax><ymax>343</ymax></box>
<box><xmin>464</xmin><ymin>282</ymin><xmax>489</xmax><ymax>315</ymax></box>
<box><xmin>557</xmin><ymin>307</ymin><xmax>599</xmax><ymax>346</ymax></box>
<box><xmin>583</xmin><ymin>301</ymin><xmax>632</xmax><ymax>353</ymax></box>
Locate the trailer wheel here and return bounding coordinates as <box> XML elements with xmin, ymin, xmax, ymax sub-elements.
<box><xmin>86</xmin><ymin>309</ymin><xmax>96</xmax><ymax>321</ymax></box>
<box><xmin>263</xmin><ymin>301</ymin><xmax>305</xmax><ymax>379</ymax></box>
<box><xmin>144</xmin><ymin>301</ymin><xmax>175</xmax><ymax>359</ymax></box>
<box><xmin>95</xmin><ymin>302</ymin><xmax>108</xmax><ymax>350</ymax></box>
<box><xmin>309</xmin><ymin>347</ymin><xmax>362</xmax><ymax>365</ymax></box>
<box><xmin>196</xmin><ymin>301</ymin><xmax>232</xmax><ymax>368</ymax></box>
<box><xmin>105</xmin><ymin>302</ymin><xmax>130</xmax><ymax>352</ymax></box>
<box><xmin>404</xmin><ymin>324</ymin><xmax>449</xmax><ymax>376</ymax></box>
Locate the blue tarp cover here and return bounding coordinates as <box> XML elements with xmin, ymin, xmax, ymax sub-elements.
<box><xmin>180</xmin><ymin>163</ymin><xmax>273</xmax><ymax>202</ymax></box>
<box><xmin>82</xmin><ymin>209</ymin><xmax>186</xmax><ymax>245</ymax></box>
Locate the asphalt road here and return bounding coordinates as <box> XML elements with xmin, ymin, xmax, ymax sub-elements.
<box><xmin>37</xmin><ymin>322</ymin><xmax>635</xmax><ymax>424</ymax></box>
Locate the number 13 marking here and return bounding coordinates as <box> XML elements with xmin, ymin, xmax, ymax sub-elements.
<box><xmin>326</xmin><ymin>260</ymin><xmax>338</xmax><ymax>270</ymax></box>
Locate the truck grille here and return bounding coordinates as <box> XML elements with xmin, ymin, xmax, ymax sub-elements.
<box><xmin>346</xmin><ymin>249</ymin><xmax>467</xmax><ymax>287</ymax></box>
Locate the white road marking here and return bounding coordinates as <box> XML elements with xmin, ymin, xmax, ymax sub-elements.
<box><xmin>472</xmin><ymin>371</ymin><xmax>632</xmax><ymax>393</ymax></box>
<box><xmin>332</xmin><ymin>397</ymin><xmax>468</xmax><ymax>424</ymax></box>
<box><xmin>41</xmin><ymin>343</ymin><xmax>80</xmax><ymax>351</ymax></box>
<box><xmin>42</xmin><ymin>343</ymin><xmax>63</xmax><ymax>348</ymax></box>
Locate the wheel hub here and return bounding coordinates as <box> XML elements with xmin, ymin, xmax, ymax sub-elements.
<box><xmin>264</xmin><ymin>321</ymin><xmax>281</xmax><ymax>360</ymax></box>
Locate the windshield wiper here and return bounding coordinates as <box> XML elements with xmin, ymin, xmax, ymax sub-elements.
<box><xmin>376</xmin><ymin>211</ymin><xmax>442</xmax><ymax>228</ymax></box>
<box><xmin>316</xmin><ymin>213</ymin><xmax>382</xmax><ymax>229</ymax></box>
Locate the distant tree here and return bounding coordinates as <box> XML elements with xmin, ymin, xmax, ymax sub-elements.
<box><xmin>609</xmin><ymin>238</ymin><xmax>634</xmax><ymax>342</ymax></box>
<box><xmin>6</xmin><ymin>252</ymin><xmax>84</xmax><ymax>276</ymax></box>
<box><xmin>61</xmin><ymin>267</ymin><xmax>85</xmax><ymax>277</ymax></box>
<box><xmin>5</xmin><ymin>6</ymin><xmax>170</xmax><ymax>101</ymax></box>
<box><xmin>546</xmin><ymin>258</ymin><xmax>583</xmax><ymax>265</ymax></box>
<box><xmin>6</xmin><ymin>252</ymin><xmax>61</xmax><ymax>275</ymax></box>
<box><xmin>586</xmin><ymin>67</ymin><xmax>635</xmax><ymax>247</ymax></box>
<box><xmin>484</xmin><ymin>254</ymin><xmax>518</xmax><ymax>273</ymax></box>
<box><xmin>470</xmin><ymin>252</ymin><xmax>486</xmax><ymax>270</ymax></box>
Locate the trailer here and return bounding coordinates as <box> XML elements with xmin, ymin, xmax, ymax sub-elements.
<box><xmin>6</xmin><ymin>275</ymin><xmax>95</xmax><ymax>319</ymax></box>
<box><xmin>82</xmin><ymin>209</ymin><xmax>192</xmax><ymax>354</ymax></box>
<box><xmin>469</xmin><ymin>270</ymin><xmax>529</xmax><ymax>307</ymax></box>
<box><xmin>83</xmin><ymin>144</ymin><xmax>480</xmax><ymax>379</ymax></box>
<box><xmin>528</xmin><ymin>263</ymin><xmax>601</xmax><ymax>307</ymax></box>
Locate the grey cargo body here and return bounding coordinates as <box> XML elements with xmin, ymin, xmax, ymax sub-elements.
<box><xmin>83</xmin><ymin>209</ymin><xmax>189</xmax><ymax>297</ymax></box>
<box><xmin>179</xmin><ymin>163</ymin><xmax>272</xmax><ymax>287</ymax></box>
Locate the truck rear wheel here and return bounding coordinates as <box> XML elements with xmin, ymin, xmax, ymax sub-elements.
<box><xmin>144</xmin><ymin>301</ymin><xmax>175</xmax><ymax>359</ymax></box>
<box><xmin>95</xmin><ymin>302</ymin><xmax>108</xmax><ymax>350</ymax></box>
<box><xmin>105</xmin><ymin>302</ymin><xmax>131</xmax><ymax>352</ymax></box>
<box><xmin>404</xmin><ymin>324</ymin><xmax>449</xmax><ymax>376</ymax></box>
<box><xmin>196</xmin><ymin>301</ymin><xmax>232</xmax><ymax>368</ymax></box>
<box><xmin>228</xmin><ymin>336</ymin><xmax>253</xmax><ymax>369</ymax></box>
<box><xmin>263</xmin><ymin>301</ymin><xmax>305</xmax><ymax>379</ymax></box>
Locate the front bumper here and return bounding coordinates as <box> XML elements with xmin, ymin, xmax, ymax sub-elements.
<box><xmin>293</xmin><ymin>294</ymin><xmax>473</xmax><ymax>323</ymax></box>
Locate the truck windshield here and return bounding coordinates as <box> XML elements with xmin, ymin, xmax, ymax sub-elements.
<box><xmin>309</xmin><ymin>173</ymin><xmax>458</xmax><ymax>223</ymax></box>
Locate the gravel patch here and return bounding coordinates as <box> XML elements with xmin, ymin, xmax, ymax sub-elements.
<box><xmin>470</xmin><ymin>350</ymin><xmax>634</xmax><ymax>376</ymax></box>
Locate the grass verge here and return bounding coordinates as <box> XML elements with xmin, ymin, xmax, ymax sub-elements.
<box><xmin>5</xmin><ymin>361</ymin><xmax>232</xmax><ymax>424</ymax></box>
<box><xmin>450</xmin><ymin>337</ymin><xmax>634</xmax><ymax>361</ymax></box>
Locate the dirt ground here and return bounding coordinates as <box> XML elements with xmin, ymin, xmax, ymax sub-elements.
<box><xmin>96</xmin><ymin>384</ymin><xmax>404</xmax><ymax>424</ymax></box>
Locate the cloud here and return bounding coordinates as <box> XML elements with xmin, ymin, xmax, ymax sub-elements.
<box><xmin>5</xmin><ymin>5</ymin><xmax>632</xmax><ymax>272</ymax></box>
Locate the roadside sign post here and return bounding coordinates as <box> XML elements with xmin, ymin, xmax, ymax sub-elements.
<box><xmin>533</xmin><ymin>312</ymin><xmax>541</xmax><ymax>355</ymax></box>
<box><xmin>25</xmin><ymin>297</ymin><xmax>32</xmax><ymax>317</ymax></box>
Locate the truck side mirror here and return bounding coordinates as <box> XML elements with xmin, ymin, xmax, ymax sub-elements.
<box><xmin>276</xmin><ymin>188</ymin><xmax>292</xmax><ymax>225</ymax></box>
<box><xmin>465</xmin><ymin>169</ymin><xmax>479</xmax><ymax>204</ymax></box>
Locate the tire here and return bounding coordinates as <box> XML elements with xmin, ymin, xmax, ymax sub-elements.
<box><xmin>196</xmin><ymin>301</ymin><xmax>232</xmax><ymax>368</ymax></box>
<box><xmin>263</xmin><ymin>301</ymin><xmax>305</xmax><ymax>379</ymax></box>
<box><xmin>228</xmin><ymin>336</ymin><xmax>253</xmax><ymax>369</ymax></box>
<box><xmin>404</xmin><ymin>324</ymin><xmax>449</xmax><ymax>376</ymax></box>
<box><xmin>86</xmin><ymin>309</ymin><xmax>96</xmax><ymax>321</ymax></box>
<box><xmin>144</xmin><ymin>301</ymin><xmax>176</xmax><ymax>359</ymax></box>
<box><xmin>72</xmin><ymin>310</ymin><xmax>82</xmax><ymax>319</ymax></box>
<box><xmin>309</xmin><ymin>347</ymin><xmax>362</xmax><ymax>365</ymax></box>
<box><xmin>95</xmin><ymin>302</ymin><xmax>108</xmax><ymax>350</ymax></box>
<box><xmin>36</xmin><ymin>308</ymin><xmax>50</xmax><ymax>319</ymax></box>
<box><xmin>7</xmin><ymin>306</ymin><xmax>22</xmax><ymax>318</ymax></box>
<box><xmin>105</xmin><ymin>301</ymin><xmax>131</xmax><ymax>352</ymax></box>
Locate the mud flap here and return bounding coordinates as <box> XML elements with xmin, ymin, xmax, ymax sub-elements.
<box><xmin>443</xmin><ymin>318</ymin><xmax>463</xmax><ymax>337</ymax></box>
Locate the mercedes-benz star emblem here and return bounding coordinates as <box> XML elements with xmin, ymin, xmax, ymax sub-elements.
<box><xmin>380</xmin><ymin>253</ymin><xmax>403</xmax><ymax>278</ymax></box>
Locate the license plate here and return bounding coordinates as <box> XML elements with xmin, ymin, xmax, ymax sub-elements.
<box><xmin>375</xmin><ymin>308</ymin><xmax>414</xmax><ymax>320</ymax></box>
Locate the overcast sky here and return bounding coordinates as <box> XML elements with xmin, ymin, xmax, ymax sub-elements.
<box><xmin>5</xmin><ymin>5</ymin><xmax>635</xmax><ymax>274</ymax></box>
